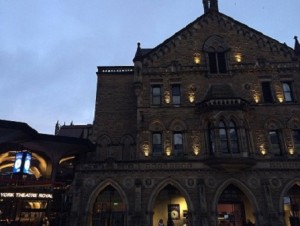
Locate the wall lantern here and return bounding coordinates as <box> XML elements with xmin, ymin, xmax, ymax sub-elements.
<box><xmin>193</xmin><ymin>53</ymin><xmax>201</xmax><ymax>64</ymax></box>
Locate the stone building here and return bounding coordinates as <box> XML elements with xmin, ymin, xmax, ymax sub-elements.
<box><xmin>70</xmin><ymin>1</ymin><xmax>300</xmax><ymax>226</ymax></box>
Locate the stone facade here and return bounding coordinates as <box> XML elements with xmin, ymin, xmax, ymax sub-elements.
<box><xmin>71</xmin><ymin>2</ymin><xmax>300</xmax><ymax>226</ymax></box>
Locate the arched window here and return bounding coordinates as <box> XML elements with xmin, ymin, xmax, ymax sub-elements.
<box><xmin>219</xmin><ymin>121</ymin><xmax>228</xmax><ymax>153</ymax></box>
<box><xmin>282</xmin><ymin>82</ymin><xmax>293</xmax><ymax>102</ymax></box>
<box><xmin>209</xmin><ymin>120</ymin><xmax>240</xmax><ymax>155</ymax></box>
<box><xmin>229</xmin><ymin>121</ymin><xmax>239</xmax><ymax>153</ymax></box>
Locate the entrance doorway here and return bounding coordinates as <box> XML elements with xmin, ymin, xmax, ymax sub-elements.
<box><xmin>283</xmin><ymin>183</ymin><xmax>300</xmax><ymax>226</ymax></box>
<box><xmin>92</xmin><ymin>185</ymin><xmax>125</xmax><ymax>226</ymax></box>
<box><xmin>153</xmin><ymin>184</ymin><xmax>188</xmax><ymax>226</ymax></box>
<box><xmin>217</xmin><ymin>184</ymin><xmax>255</xmax><ymax>226</ymax></box>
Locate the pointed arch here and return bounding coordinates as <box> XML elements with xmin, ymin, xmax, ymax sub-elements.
<box><xmin>212</xmin><ymin>178</ymin><xmax>260</xmax><ymax>216</ymax></box>
<box><xmin>86</xmin><ymin>178</ymin><xmax>129</xmax><ymax>226</ymax></box>
<box><xmin>147</xmin><ymin>178</ymin><xmax>194</xmax><ymax>216</ymax></box>
<box><xmin>279</xmin><ymin>178</ymin><xmax>300</xmax><ymax>211</ymax></box>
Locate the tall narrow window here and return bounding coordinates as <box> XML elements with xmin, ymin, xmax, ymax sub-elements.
<box><xmin>219</xmin><ymin>121</ymin><xmax>229</xmax><ymax>153</ymax></box>
<box><xmin>282</xmin><ymin>82</ymin><xmax>293</xmax><ymax>102</ymax></box>
<box><xmin>208</xmin><ymin>52</ymin><xmax>227</xmax><ymax>74</ymax></box>
<box><xmin>172</xmin><ymin>84</ymin><xmax>181</xmax><ymax>105</ymax></box>
<box><xmin>268</xmin><ymin>130</ymin><xmax>282</xmax><ymax>155</ymax></box>
<box><xmin>152</xmin><ymin>132</ymin><xmax>162</xmax><ymax>153</ymax></box>
<box><xmin>152</xmin><ymin>86</ymin><xmax>161</xmax><ymax>105</ymax></box>
<box><xmin>208</xmin><ymin>123</ymin><xmax>215</xmax><ymax>154</ymax></box>
<box><xmin>229</xmin><ymin>121</ymin><xmax>239</xmax><ymax>153</ymax></box>
<box><xmin>261</xmin><ymin>82</ymin><xmax>273</xmax><ymax>103</ymax></box>
<box><xmin>293</xmin><ymin>130</ymin><xmax>300</xmax><ymax>154</ymax></box>
<box><xmin>173</xmin><ymin>132</ymin><xmax>183</xmax><ymax>156</ymax></box>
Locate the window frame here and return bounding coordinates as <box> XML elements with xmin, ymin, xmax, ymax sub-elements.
<box><xmin>173</xmin><ymin>132</ymin><xmax>184</xmax><ymax>156</ymax></box>
<box><xmin>282</xmin><ymin>82</ymin><xmax>294</xmax><ymax>102</ymax></box>
<box><xmin>292</xmin><ymin>129</ymin><xmax>300</xmax><ymax>155</ymax></box>
<box><xmin>208</xmin><ymin>52</ymin><xmax>228</xmax><ymax>74</ymax></box>
<box><xmin>152</xmin><ymin>132</ymin><xmax>163</xmax><ymax>154</ymax></box>
<box><xmin>151</xmin><ymin>85</ymin><xmax>162</xmax><ymax>106</ymax></box>
<box><xmin>261</xmin><ymin>81</ymin><xmax>273</xmax><ymax>103</ymax></box>
<box><xmin>268</xmin><ymin>130</ymin><xmax>282</xmax><ymax>156</ymax></box>
<box><xmin>171</xmin><ymin>84</ymin><xmax>181</xmax><ymax>105</ymax></box>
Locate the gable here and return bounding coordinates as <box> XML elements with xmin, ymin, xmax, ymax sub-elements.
<box><xmin>140</xmin><ymin>11</ymin><xmax>295</xmax><ymax>67</ymax></box>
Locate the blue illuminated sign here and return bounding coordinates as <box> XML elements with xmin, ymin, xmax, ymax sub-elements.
<box><xmin>23</xmin><ymin>152</ymin><xmax>31</xmax><ymax>174</ymax></box>
<box><xmin>13</xmin><ymin>152</ymin><xmax>23</xmax><ymax>173</ymax></box>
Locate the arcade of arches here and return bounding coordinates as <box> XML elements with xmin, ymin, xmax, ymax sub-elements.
<box><xmin>86</xmin><ymin>181</ymin><xmax>300</xmax><ymax>226</ymax></box>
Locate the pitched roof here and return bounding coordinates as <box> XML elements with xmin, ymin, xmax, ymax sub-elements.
<box><xmin>137</xmin><ymin>10</ymin><xmax>294</xmax><ymax>61</ymax></box>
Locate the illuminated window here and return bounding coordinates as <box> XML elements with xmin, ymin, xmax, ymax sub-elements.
<box><xmin>282</xmin><ymin>82</ymin><xmax>293</xmax><ymax>102</ymax></box>
<box><xmin>172</xmin><ymin>84</ymin><xmax>181</xmax><ymax>105</ymax></box>
<box><xmin>173</xmin><ymin>132</ymin><xmax>183</xmax><ymax>156</ymax></box>
<box><xmin>208</xmin><ymin>52</ymin><xmax>227</xmax><ymax>74</ymax></box>
<box><xmin>152</xmin><ymin>132</ymin><xmax>162</xmax><ymax>153</ymax></box>
<box><xmin>268</xmin><ymin>130</ymin><xmax>282</xmax><ymax>155</ymax></box>
<box><xmin>152</xmin><ymin>85</ymin><xmax>161</xmax><ymax>105</ymax></box>
<box><xmin>261</xmin><ymin>82</ymin><xmax>273</xmax><ymax>103</ymax></box>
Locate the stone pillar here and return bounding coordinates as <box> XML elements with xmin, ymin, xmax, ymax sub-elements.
<box><xmin>198</xmin><ymin>179</ymin><xmax>209</xmax><ymax>226</ymax></box>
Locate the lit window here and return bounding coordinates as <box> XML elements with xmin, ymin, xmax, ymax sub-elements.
<box><xmin>282</xmin><ymin>82</ymin><xmax>293</xmax><ymax>102</ymax></box>
<box><xmin>268</xmin><ymin>130</ymin><xmax>282</xmax><ymax>155</ymax></box>
<box><xmin>293</xmin><ymin>130</ymin><xmax>300</xmax><ymax>154</ymax></box>
<box><xmin>152</xmin><ymin>133</ymin><xmax>162</xmax><ymax>153</ymax></box>
<box><xmin>152</xmin><ymin>86</ymin><xmax>161</xmax><ymax>105</ymax></box>
<box><xmin>261</xmin><ymin>82</ymin><xmax>273</xmax><ymax>103</ymax></box>
<box><xmin>173</xmin><ymin>132</ymin><xmax>183</xmax><ymax>156</ymax></box>
<box><xmin>208</xmin><ymin>52</ymin><xmax>227</xmax><ymax>74</ymax></box>
<box><xmin>172</xmin><ymin>84</ymin><xmax>181</xmax><ymax>105</ymax></box>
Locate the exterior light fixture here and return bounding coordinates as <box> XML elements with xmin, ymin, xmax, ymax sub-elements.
<box><xmin>235</xmin><ymin>53</ymin><xmax>242</xmax><ymax>63</ymax></box>
<box><xmin>193</xmin><ymin>144</ymin><xmax>200</xmax><ymax>156</ymax></box>
<box><xmin>142</xmin><ymin>144</ymin><xmax>150</xmax><ymax>157</ymax></box>
<box><xmin>164</xmin><ymin>91</ymin><xmax>171</xmax><ymax>104</ymax></box>
<box><xmin>188</xmin><ymin>85</ymin><xmax>197</xmax><ymax>103</ymax></box>
<box><xmin>259</xmin><ymin>145</ymin><xmax>267</xmax><ymax>156</ymax></box>
<box><xmin>288</xmin><ymin>147</ymin><xmax>295</xmax><ymax>155</ymax></box>
<box><xmin>188</xmin><ymin>93</ymin><xmax>195</xmax><ymax>103</ymax></box>
<box><xmin>165</xmin><ymin>146</ymin><xmax>171</xmax><ymax>156</ymax></box>
<box><xmin>253</xmin><ymin>91</ymin><xmax>260</xmax><ymax>103</ymax></box>
<box><xmin>193</xmin><ymin>53</ymin><xmax>201</xmax><ymax>64</ymax></box>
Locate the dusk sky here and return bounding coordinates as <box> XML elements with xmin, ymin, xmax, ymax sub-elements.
<box><xmin>1</xmin><ymin>0</ymin><xmax>299</xmax><ymax>134</ymax></box>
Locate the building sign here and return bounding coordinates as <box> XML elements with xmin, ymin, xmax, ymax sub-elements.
<box><xmin>0</xmin><ymin>192</ymin><xmax>53</xmax><ymax>199</ymax></box>
<box><xmin>23</xmin><ymin>152</ymin><xmax>32</xmax><ymax>174</ymax></box>
<box><xmin>13</xmin><ymin>152</ymin><xmax>23</xmax><ymax>173</ymax></box>
<box><xmin>12</xmin><ymin>151</ymin><xmax>32</xmax><ymax>174</ymax></box>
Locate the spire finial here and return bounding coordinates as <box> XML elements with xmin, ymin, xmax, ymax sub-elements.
<box><xmin>133</xmin><ymin>42</ymin><xmax>143</xmax><ymax>62</ymax></box>
<box><xmin>203</xmin><ymin>0</ymin><xmax>219</xmax><ymax>13</ymax></box>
